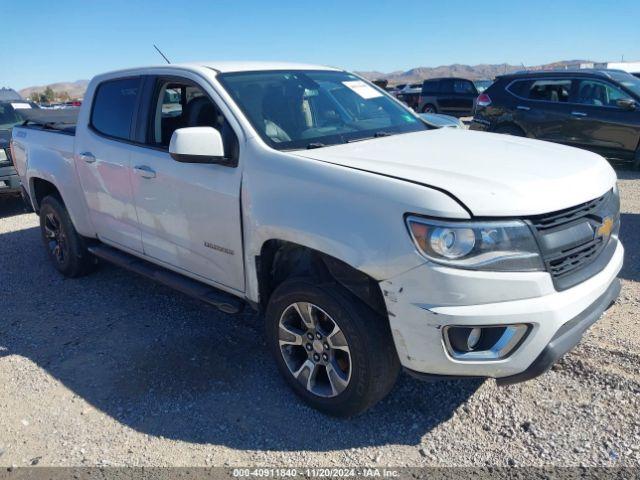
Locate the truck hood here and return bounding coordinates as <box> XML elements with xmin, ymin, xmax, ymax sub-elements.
<box><xmin>294</xmin><ymin>129</ymin><xmax>616</xmax><ymax>217</ymax></box>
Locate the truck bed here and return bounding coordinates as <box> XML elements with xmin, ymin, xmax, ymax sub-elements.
<box><xmin>11</xmin><ymin>120</ymin><xmax>76</xmax><ymax>179</ymax></box>
<box><xmin>19</xmin><ymin>109</ymin><xmax>77</xmax><ymax>135</ymax></box>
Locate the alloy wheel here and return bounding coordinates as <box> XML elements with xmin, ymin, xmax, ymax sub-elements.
<box><xmin>278</xmin><ymin>302</ymin><xmax>352</xmax><ymax>398</ymax></box>
<box><xmin>43</xmin><ymin>212</ymin><xmax>68</xmax><ymax>264</ymax></box>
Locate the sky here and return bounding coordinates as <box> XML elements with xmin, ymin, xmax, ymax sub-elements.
<box><xmin>2</xmin><ymin>0</ymin><xmax>640</xmax><ymax>90</ymax></box>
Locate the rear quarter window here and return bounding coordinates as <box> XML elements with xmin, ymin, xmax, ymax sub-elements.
<box><xmin>506</xmin><ymin>79</ymin><xmax>533</xmax><ymax>98</ymax></box>
<box><xmin>91</xmin><ymin>77</ymin><xmax>141</xmax><ymax>140</ymax></box>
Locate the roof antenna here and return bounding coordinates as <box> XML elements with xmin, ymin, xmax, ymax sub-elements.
<box><xmin>153</xmin><ymin>44</ymin><xmax>171</xmax><ymax>64</ymax></box>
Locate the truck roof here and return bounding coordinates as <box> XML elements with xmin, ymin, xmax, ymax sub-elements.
<box><xmin>196</xmin><ymin>61</ymin><xmax>341</xmax><ymax>73</ymax></box>
<box><xmin>99</xmin><ymin>61</ymin><xmax>341</xmax><ymax>78</ymax></box>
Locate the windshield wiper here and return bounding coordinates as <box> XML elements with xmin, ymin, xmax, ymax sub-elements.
<box><xmin>306</xmin><ymin>142</ymin><xmax>326</xmax><ymax>149</ymax></box>
<box><xmin>346</xmin><ymin>131</ymin><xmax>395</xmax><ymax>143</ymax></box>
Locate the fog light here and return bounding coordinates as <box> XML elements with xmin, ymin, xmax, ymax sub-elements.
<box><xmin>467</xmin><ymin>327</ymin><xmax>481</xmax><ymax>349</ymax></box>
<box><xmin>444</xmin><ymin>324</ymin><xmax>529</xmax><ymax>361</ymax></box>
<box><xmin>448</xmin><ymin>326</ymin><xmax>485</xmax><ymax>352</ymax></box>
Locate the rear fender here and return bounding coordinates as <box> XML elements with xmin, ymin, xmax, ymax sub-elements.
<box><xmin>24</xmin><ymin>141</ymin><xmax>95</xmax><ymax>237</ymax></box>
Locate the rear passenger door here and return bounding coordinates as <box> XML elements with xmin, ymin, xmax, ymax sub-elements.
<box><xmin>438</xmin><ymin>79</ymin><xmax>478</xmax><ymax>116</ymax></box>
<box><xmin>436</xmin><ymin>79</ymin><xmax>457</xmax><ymax>114</ymax></box>
<box><xmin>510</xmin><ymin>78</ymin><xmax>576</xmax><ymax>145</ymax></box>
<box><xmin>452</xmin><ymin>79</ymin><xmax>478</xmax><ymax>116</ymax></box>
<box><xmin>75</xmin><ymin>77</ymin><xmax>144</xmax><ymax>253</ymax></box>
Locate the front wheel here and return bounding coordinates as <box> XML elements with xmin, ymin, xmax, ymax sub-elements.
<box><xmin>265</xmin><ymin>278</ymin><xmax>400</xmax><ymax>417</ymax></box>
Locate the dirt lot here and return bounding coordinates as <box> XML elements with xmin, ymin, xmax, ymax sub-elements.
<box><xmin>0</xmin><ymin>169</ymin><xmax>639</xmax><ymax>468</ymax></box>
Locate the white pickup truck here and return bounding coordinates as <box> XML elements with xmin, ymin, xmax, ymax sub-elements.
<box><xmin>11</xmin><ymin>62</ymin><xmax>623</xmax><ymax>416</ymax></box>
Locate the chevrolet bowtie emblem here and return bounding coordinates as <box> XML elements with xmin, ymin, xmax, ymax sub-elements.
<box><xmin>596</xmin><ymin>217</ymin><xmax>614</xmax><ymax>238</ymax></box>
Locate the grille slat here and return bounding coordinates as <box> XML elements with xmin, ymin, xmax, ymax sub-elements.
<box><xmin>530</xmin><ymin>191</ymin><xmax>618</xmax><ymax>290</ymax></box>
<box><xmin>531</xmin><ymin>195</ymin><xmax>607</xmax><ymax>231</ymax></box>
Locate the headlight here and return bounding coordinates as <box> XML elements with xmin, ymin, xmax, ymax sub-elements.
<box><xmin>0</xmin><ymin>149</ymin><xmax>7</xmax><ymax>162</ymax></box>
<box><xmin>406</xmin><ymin>216</ymin><xmax>544</xmax><ymax>271</ymax></box>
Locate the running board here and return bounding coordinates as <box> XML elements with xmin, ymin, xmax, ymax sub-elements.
<box><xmin>88</xmin><ymin>244</ymin><xmax>244</xmax><ymax>314</ymax></box>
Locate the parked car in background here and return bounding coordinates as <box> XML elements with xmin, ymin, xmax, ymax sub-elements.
<box><xmin>395</xmin><ymin>83</ymin><xmax>422</xmax><ymax>110</ymax></box>
<box><xmin>471</xmin><ymin>69</ymin><xmax>640</xmax><ymax>169</ymax></box>
<box><xmin>592</xmin><ymin>62</ymin><xmax>640</xmax><ymax>79</ymax></box>
<box><xmin>12</xmin><ymin>62</ymin><xmax>623</xmax><ymax>416</ymax></box>
<box><xmin>418</xmin><ymin>77</ymin><xmax>478</xmax><ymax>116</ymax></box>
<box><xmin>388</xmin><ymin>84</ymin><xmax>407</xmax><ymax>97</ymax></box>
<box><xmin>0</xmin><ymin>88</ymin><xmax>38</xmax><ymax>195</ymax></box>
<box><xmin>474</xmin><ymin>79</ymin><xmax>493</xmax><ymax>93</ymax></box>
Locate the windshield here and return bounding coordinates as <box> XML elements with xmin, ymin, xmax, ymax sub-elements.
<box><xmin>218</xmin><ymin>70</ymin><xmax>427</xmax><ymax>150</ymax></box>
<box><xmin>609</xmin><ymin>71</ymin><xmax>640</xmax><ymax>98</ymax></box>
<box><xmin>0</xmin><ymin>102</ymin><xmax>35</xmax><ymax>130</ymax></box>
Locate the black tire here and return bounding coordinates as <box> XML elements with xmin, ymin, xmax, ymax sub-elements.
<box><xmin>633</xmin><ymin>148</ymin><xmax>640</xmax><ymax>171</ymax></box>
<box><xmin>39</xmin><ymin>195</ymin><xmax>97</xmax><ymax>278</ymax></box>
<box><xmin>494</xmin><ymin>124</ymin><xmax>526</xmax><ymax>137</ymax></box>
<box><xmin>265</xmin><ymin>277</ymin><xmax>400</xmax><ymax>417</ymax></box>
<box><xmin>422</xmin><ymin>104</ymin><xmax>437</xmax><ymax>114</ymax></box>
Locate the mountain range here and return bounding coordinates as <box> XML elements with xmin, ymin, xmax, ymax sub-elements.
<box><xmin>356</xmin><ymin>60</ymin><xmax>592</xmax><ymax>85</ymax></box>
<box><xmin>19</xmin><ymin>80</ymin><xmax>89</xmax><ymax>100</ymax></box>
<box><xmin>17</xmin><ymin>60</ymin><xmax>591</xmax><ymax>98</ymax></box>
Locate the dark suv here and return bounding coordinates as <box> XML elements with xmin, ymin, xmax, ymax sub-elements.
<box><xmin>418</xmin><ymin>77</ymin><xmax>478</xmax><ymax>116</ymax></box>
<box><xmin>0</xmin><ymin>88</ymin><xmax>37</xmax><ymax>194</ymax></box>
<box><xmin>471</xmin><ymin>70</ymin><xmax>640</xmax><ymax>168</ymax></box>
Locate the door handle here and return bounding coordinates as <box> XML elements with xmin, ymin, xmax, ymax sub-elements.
<box><xmin>516</xmin><ymin>105</ymin><xmax>531</xmax><ymax>111</ymax></box>
<box><xmin>79</xmin><ymin>152</ymin><xmax>96</xmax><ymax>163</ymax></box>
<box><xmin>134</xmin><ymin>165</ymin><xmax>156</xmax><ymax>179</ymax></box>
<box><xmin>571</xmin><ymin>111</ymin><xmax>588</xmax><ymax>117</ymax></box>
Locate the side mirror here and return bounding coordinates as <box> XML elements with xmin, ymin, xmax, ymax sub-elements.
<box><xmin>169</xmin><ymin>127</ymin><xmax>235</xmax><ymax>167</ymax></box>
<box><xmin>616</xmin><ymin>98</ymin><xmax>637</xmax><ymax>111</ymax></box>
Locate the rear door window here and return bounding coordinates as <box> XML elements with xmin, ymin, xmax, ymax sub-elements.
<box><xmin>440</xmin><ymin>79</ymin><xmax>455</xmax><ymax>93</ymax></box>
<box><xmin>422</xmin><ymin>80</ymin><xmax>439</xmax><ymax>94</ymax></box>
<box><xmin>453</xmin><ymin>80</ymin><xmax>476</xmax><ymax>94</ymax></box>
<box><xmin>527</xmin><ymin>79</ymin><xmax>572</xmax><ymax>103</ymax></box>
<box><xmin>91</xmin><ymin>77</ymin><xmax>141</xmax><ymax>140</ymax></box>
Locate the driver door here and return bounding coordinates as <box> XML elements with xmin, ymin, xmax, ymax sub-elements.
<box><xmin>568</xmin><ymin>78</ymin><xmax>640</xmax><ymax>160</ymax></box>
<box><xmin>129</xmin><ymin>76</ymin><xmax>245</xmax><ymax>293</ymax></box>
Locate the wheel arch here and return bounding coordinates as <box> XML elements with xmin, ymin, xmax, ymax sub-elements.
<box><xmin>27</xmin><ymin>173</ymin><xmax>96</xmax><ymax>238</ymax></box>
<box><xmin>256</xmin><ymin>240</ymin><xmax>387</xmax><ymax>317</ymax></box>
<box><xmin>30</xmin><ymin>177</ymin><xmax>63</xmax><ymax>213</ymax></box>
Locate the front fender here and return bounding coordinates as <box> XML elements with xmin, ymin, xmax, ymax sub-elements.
<box><xmin>241</xmin><ymin>143</ymin><xmax>470</xmax><ymax>303</ymax></box>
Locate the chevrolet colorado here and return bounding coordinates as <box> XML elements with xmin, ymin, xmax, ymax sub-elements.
<box><xmin>11</xmin><ymin>62</ymin><xmax>623</xmax><ymax>416</ymax></box>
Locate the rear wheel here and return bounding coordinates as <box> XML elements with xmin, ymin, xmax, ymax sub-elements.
<box><xmin>39</xmin><ymin>195</ymin><xmax>97</xmax><ymax>277</ymax></box>
<box><xmin>422</xmin><ymin>104</ymin><xmax>437</xmax><ymax>114</ymax></box>
<box><xmin>265</xmin><ymin>278</ymin><xmax>400</xmax><ymax>417</ymax></box>
<box><xmin>634</xmin><ymin>148</ymin><xmax>640</xmax><ymax>170</ymax></box>
<box><xmin>494</xmin><ymin>124</ymin><xmax>526</xmax><ymax>137</ymax></box>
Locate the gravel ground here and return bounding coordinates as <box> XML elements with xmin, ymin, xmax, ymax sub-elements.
<box><xmin>0</xmin><ymin>168</ymin><xmax>639</xmax><ymax>469</ymax></box>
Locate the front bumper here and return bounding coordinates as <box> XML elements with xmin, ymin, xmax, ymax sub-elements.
<box><xmin>381</xmin><ymin>240</ymin><xmax>623</xmax><ymax>381</ymax></box>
